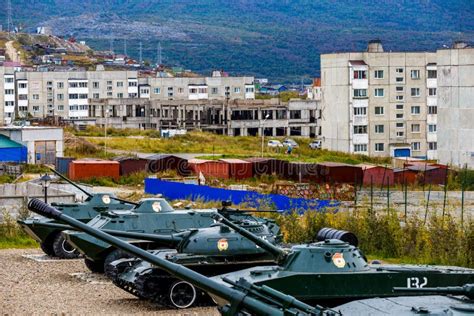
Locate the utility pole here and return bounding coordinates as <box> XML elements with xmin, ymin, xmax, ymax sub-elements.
<box><xmin>7</xmin><ymin>0</ymin><xmax>13</xmax><ymax>33</ymax></box>
<box><xmin>139</xmin><ymin>41</ymin><xmax>143</xmax><ymax>65</ymax></box>
<box><xmin>157</xmin><ymin>42</ymin><xmax>162</xmax><ymax>66</ymax></box>
<box><xmin>123</xmin><ymin>39</ymin><xmax>127</xmax><ymax>56</ymax></box>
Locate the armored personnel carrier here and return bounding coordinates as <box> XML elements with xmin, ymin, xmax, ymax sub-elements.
<box><xmin>62</xmin><ymin>200</ymin><xmax>281</xmax><ymax>272</ymax></box>
<box><xmin>18</xmin><ymin>168</ymin><xmax>135</xmax><ymax>258</ymax></box>
<box><xmin>212</xmin><ymin>214</ymin><xmax>474</xmax><ymax>306</ymax></box>
<box><xmin>27</xmin><ymin>198</ymin><xmax>334</xmax><ymax>316</ymax></box>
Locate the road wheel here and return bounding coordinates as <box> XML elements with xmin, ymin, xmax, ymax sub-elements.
<box><xmin>104</xmin><ymin>249</ymin><xmax>132</xmax><ymax>278</ymax></box>
<box><xmin>84</xmin><ymin>258</ymin><xmax>104</xmax><ymax>273</ymax></box>
<box><xmin>52</xmin><ymin>233</ymin><xmax>80</xmax><ymax>259</ymax></box>
<box><xmin>168</xmin><ymin>280</ymin><xmax>197</xmax><ymax>309</ymax></box>
<box><xmin>40</xmin><ymin>239</ymin><xmax>55</xmax><ymax>257</ymax></box>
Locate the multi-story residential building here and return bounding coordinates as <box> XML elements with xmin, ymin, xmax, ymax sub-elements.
<box><xmin>437</xmin><ymin>43</ymin><xmax>474</xmax><ymax>168</ymax></box>
<box><xmin>1</xmin><ymin>66</ymin><xmax>16</xmax><ymax>125</ymax></box>
<box><xmin>321</xmin><ymin>40</ymin><xmax>438</xmax><ymax>159</ymax></box>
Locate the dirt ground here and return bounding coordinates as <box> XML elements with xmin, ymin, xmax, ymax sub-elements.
<box><xmin>0</xmin><ymin>248</ymin><xmax>219</xmax><ymax>315</ymax></box>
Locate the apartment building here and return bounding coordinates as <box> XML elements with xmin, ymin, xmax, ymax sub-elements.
<box><xmin>1</xmin><ymin>66</ymin><xmax>16</xmax><ymax>125</ymax></box>
<box><xmin>437</xmin><ymin>43</ymin><xmax>474</xmax><ymax>168</ymax></box>
<box><xmin>321</xmin><ymin>40</ymin><xmax>438</xmax><ymax>159</ymax></box>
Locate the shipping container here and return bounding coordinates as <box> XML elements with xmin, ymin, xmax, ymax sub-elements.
<box><xmin>394</xmin><ymin>168</ymin><xmax>418</xmax><ymax>185</ymax></box>
<box><xmin>55</xmin><ymin>157</ymin><xmax>75</xmax><ymax>176</ymax></box>
<box><xmin>69</xmin><ymin>160</ymin><xmax>120</xmax><ymax>181</ymax></box>
<box><xmin>317</xmin><ymin>162</ymin><xmax>363</xmax><ymax>184</ymax></box>
<box><xmin>358</xmin><ymin>164</ymin><xmax>395</xmax><ymax>186</ymax></box>
<box><xmin>286</xmin><ymin>162</ymin><xmax>319</xmax><ymax>182</ymax></box>
<box><xmin>406</xmin><ymin>165</ymin><xmax>448</xmax><ymax>185</ymax></box>
<box><xmin>188</xmin><ymin>159</ymin><xmax>230</xmax><ymax>179</ymax></box>
<box><xmin>113</xmin><ymin>156</ymin><xmax>148</xmax><ymax>176</ymax></box>
<box><xmin>245</xmin><ymin>157</ymin><xmax>289</xmax><ymax>177</ymax></box>
<box><xmin>146</xmin><ymin>154</ymin><xmax>191</xmax><ymax>176</ymax></box>
<box><xmin>220</xmin><ymin>159</ymin><xmax>253</xmax><ymax>180</ymax></box>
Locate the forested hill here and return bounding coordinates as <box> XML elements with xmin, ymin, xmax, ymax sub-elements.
<box><xmin>3</xmin><ymin>0</ymin><xmax>474</xmax><ymax>82</ymax></box>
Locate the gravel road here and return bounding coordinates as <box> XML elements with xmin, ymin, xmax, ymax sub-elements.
<box><xmin>0</xmin><ymin>248</ymin><xmax>219</xmax><ymax>315</ymax></box>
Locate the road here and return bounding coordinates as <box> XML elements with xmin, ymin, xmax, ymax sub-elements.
<box><xmin>5</xmin><ymin>40</ymin><xmax>22</xmax><ymax>63</ymax></box>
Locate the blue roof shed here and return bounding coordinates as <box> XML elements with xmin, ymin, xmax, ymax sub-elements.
<box><xmin>0</xmin><ymin>135</ymin><xmax>27</xmax><ymax>163</ymax></box>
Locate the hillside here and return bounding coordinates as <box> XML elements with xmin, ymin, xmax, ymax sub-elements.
<box><xmin>2</xmin><ymin>0</ymin><xmax>474</xmax><ymax>81</ymax></box>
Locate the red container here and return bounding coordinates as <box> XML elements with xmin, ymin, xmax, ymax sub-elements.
<box><xmin>188</xmin><ymin>159</ymin><xmax>230</xmax><ymax>179</ymax></box>
<box><xmin>114</xmin><ymin>157</ymin><xmax>148</xmax><ymax>176</ymax></box>
<box><xmin>317</xmin><ymin>162</ymin><xmax>363</xmax><ymax>184</ymax></box>
<box><xmin>358</xmin><ymin>164</ymin><xmax>395</xmax><ymax>186</ymax></box>
<box><xmin>220</xmin><ymin>159</ymin><xmax>253</xmax><ymax>180</ymax></box>
<box><xmin>69</xmin><ymin>160</ymin><xmax>120</xmax><ymax>181</ymax></box>
<box><xmin>245</xmin><ymin>157</ymin><xmax>289</xmax><ymax>177</ymax></box>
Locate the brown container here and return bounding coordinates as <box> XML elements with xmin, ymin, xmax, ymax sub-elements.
<box><xmin>285</xmin><ymin>162</ymin><xmax>319</xmax><ymax>182</ymax></box>
<box><xmin>188</xmin><ymin>159</ymin><xmax>230</xmax><ymax>179</ymax></box>
<box><xmin>358</xmin><ymin>164</ymin><xmax>395</xmax><ymax>186</ymax></box>
<box><xmin>245</xmin><ymin>157</ymin><xmax>289</xmax><ymax>177</ymax></box>
<box><xmin>114</xmin><ymin>156</ymin><xmax>149</xmax><ymax>176</ymax></box>
<box><xmin>220</xmin><ymin>159</ymin><xmax>253</xmax><ymax>180</ymax></box>
<box><xmin>69</xmin><ymin>160</ymin><xmax>120</xmax><ymax>181</ymax></box>
<box><xmin>317</xmin><ymin>162</ymin><xmax>363</xmax><ymax>184</ymax></box>
<box><xmin>146</xmin><ymin>154</ymin><xmax>191</xmax><ymax>176</ymax></box>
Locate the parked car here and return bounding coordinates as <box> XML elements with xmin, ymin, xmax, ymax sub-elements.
<box><xmin>309</xmin><ymin>140</ymin><xmax>322</xmax><ymax>150</ymax></box>
<box><xmin>267</xmin><ymin>140</ymin><xmax>283</xmax><ymax>148</ymax></box>
<box><xmin>283</xmin><ymin>138</ymin><xmax>298</xmax><ymax>148</ymax></box>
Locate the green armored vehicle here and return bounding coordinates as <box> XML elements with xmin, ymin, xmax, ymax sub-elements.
<box><xmin>63</xmin><ymin>200</ymin><xmax>281</xmax><ymax>273</ymax></box>
<box><xmin>18</xmin><ymin>169</ymin><xmax>135</xmax><ymax>258</ymax></box>
<box><xmin>27</xmin><ymin>198</ymin><xmax>334</xmax><ymax>316</ymax></box>
<box><xmin>212</xmin><ymin>214</ymin><xmax>474</xmax><ymax>306</ymax></box>
<box><xmin>107</xmin><ymin>217</ymin><xmax>280</xmax><ymax>308</ymax></box>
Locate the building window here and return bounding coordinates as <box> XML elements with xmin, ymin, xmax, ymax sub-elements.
<box><xmin>411</xmin><ymin>88</ymin><xmax>420</xmax><ymax>97</ymax></box>
<box><xmin>117</xmin><ymin>93</ymin><xmax>124</xmax><ymax>98</ymax></box>
<box><xmin>57</xmin><ymin>94</ymin><xmax>64</xmax><ymax>100</ymax></box>
<box><xmin>107</xmin><ymin>92</ymin><xmax>113</xmax><ymax>97</ymax></box>
<box><xmin>374</xmin><ymin>70</ymin><xmax>384</xmax><ymax>79</ymax></box>
<box><xmin>18</xmin><ymin>94</ymin><xmax>28</xmax><ymax>100</ymax></box>
<box><xmin>411</xmin><ymin>124</ymin><xmax>421</xmax><ymax>133</ymax></box>
<box><xmin>428</xmin><ymin>142</ymin><xmax>437</xmax><ymax>150</ymax></box>
<box><xmin>128</xmin><ymin>81</ymin><xmax>138</xmax><ymax>87</ymax></box>
<box><xmin>396</xmin><ymin>86</ymin><xmax>404</xmax><ymax>92</ymax></box>
<box><xmin>178</xmin><ymin>87</ymin><xmax>184</xmax><ymax>93</ymax></box>
<box><xmin>429</xmin><ymin>88</ymin><xmax>437</xmax><ymax>96</ymax></box>
<box><xmin>353</xmin><ymin>89</ymin><xmax>367</xmax><ymax>98</ymax></box>
<box><xmin>411</xmin><ymin>106</ymin><xmax>421</xmax><ymax>114</ymax></box>
<box><xmin>375</xmin><ymin>124</ymin><xmax>384</xmax><ymax>134</ymax></box>
<box><xmin>234</xmin><ymin>87</ymin><xmax>241</xmax><ymax>93</ymax></box>
<box><xmin>32</xmin><ymin>94</ymin><xmax>39</xmax><ymax>100</ymax></box>
<box><xmin>57</xmin><ymin>82</ymin><xmax>64</xmax><ymax>89</ymax></box>
<box><xmin>128</xmin><ymin>93</ymin><xmax>138</xmax><ymax>98</ymax></box>
<box><xmin>396</xmin><ymin>131</ymin><xmax>404</xmax><ymax>137</ymax></box>
<box><xmin>5</xmin><ymin>101</ymin><xmax>14</xmax><ymax>107</ymax></box>
<box><xmin>428</xmin><ymin>106</ymin><xmax>437</xmax><ymax>114</ymax></box>
<box><xmin>428</xmin><ymin>70</ymin><xmax>437</xmax><ymax>79</ymax></box>
<box><xmin>428</xmin><ymin>124</ymin><xmax>437</xmax><ymax>133</ymax></box>
<box><xmin>5</xmin><ymin>77</ymin><xmax>14</xmax><ymax>83</ymax></box>
<box><xmin>5</xmin><ymin>89</ymin><xmax>14</xmax><ymax>95</ymax></box>
<box><xmin>353</xmin><ymin>107</ymin><xmax>367</xmax><ymax>116</ymax></box>
<box><xmin>18</xmin><ymin>106</ymin><xmax>27</xmax><ymax>112</ymax></box>
<box><xmin>93</xmin><ymin>93</ymin><xmax>100</xmax><ymax>99</ymax></box>
<box><xmin>396</xmin><ymin>95</ymin><xmax>404</xmax><ymax>101</ymax></box>
<box><xmin>290</xmin><ymin>110</ymin><xmax>301</xmax><ymax>119</ymax></box>
<box><xmin>107</xmin><ymin>81</ymin><xmax>112</xmax><ymax>85</ymax></box>
<box><xmin>411</xmin><ymin>70</ymin><xmax>420</xmax><ymax>79</ymax></box>
<box><xmin>154</xmin><ymin>88</ymin><xmax>161</xmax><ymax>94</ymax></box>
<box><xmin>396</xmin><ymin>77</ymin><xmax>404</xmax><ymax>82</ymax></box>
<box><xmin>33</xmin><ymin>106</ymin><xmax>40</xmax><ymax>112</ymax></box>
<box><xmin>396</xmin><ymin>104</ymin><xmax>404</xmax><ymax>110</ymax></box>
<box><xmin>354</xmin><ymin>144</ymin><xmax>367</xmax><ymax>152</ymax></box>
<box><xmin>374</xmin><ymin>106</ymin><xmax>384</xmax><ymax>115</ymax></box>
<box><xmin>353</xmin><ymin>125</ymin><xmax>367</xmax><ymax>134</ymax></box>
<box><xmin>396</xmin><ymin>68</ymin><xmax>404</xmax><ymax>73</ymax></box>
<box><xmin>412</xmin><ymin>142</ymin><xmax>421</xmax><ymax>151</ymax></box>
<box><xmin>374</xmin><ymin>88</ymin><xmax>384</xmax><ymax>97</ymax></box>
<box><xmin>189</xmin><ymin>88</ymin><xmax>198</xmax><ymax>94</ymax></box>
<box><xmin>353</xmin><ymin>70</ymin><xmax>367</xmax><ymax>79</ymax></box>
<box><xmin>245</xmin><ymin>87</ymin><xmax>254</xmax><ymax>93</ymax></box>
<box><xmin>395</xmin><ymin>113</ymin><xmax>403</xmax><ymax>120</ymax></box>
<box><xmin>396</xmin><ymin>122</ymin><xmax>404</xmax><ymax>128</ymax></box>
<box><xmin>211</xmin><ymin>87</ymin><xmax>218</xmax><ymax>94</ymax></box>
<box><xmin>57</xmin><ymin>105</ymin><xmax>64</xmax><ymax>111</ymax></box>
<box><xmin>18</xmin><ymin>83</ymin><xmax>27</xmax><ymax>89</ymax></box>
<box><xmin>117</xmin><ymin>81</ymin><xmax>124</xmax><ymax>87</ymax></box>
<box><xmin>198</xmin><ymin>88</ymin><xmax>207</xmax><ymax>93</ymax></box>
<box><xmin>69</xmin><ymin>82</ymin><xmax>88</xmax><ymax>88</ymax></box>
<box><xmin>375</xmin><ymin>143</ymin><xmax>384</xmax><ymax>152</ymax></box>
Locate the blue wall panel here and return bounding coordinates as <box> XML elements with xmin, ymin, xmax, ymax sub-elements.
<box><xmin>0</xmin><ymin>147</ymin><xmax>27</xmax><ymax>163</ymax></box>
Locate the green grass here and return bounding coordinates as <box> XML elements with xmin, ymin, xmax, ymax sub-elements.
<box><xmin>0</xmin><ymin>235</ymin><xmax>38</xmax><ymax>249</ymax></box>
<box><xmin>0</xmin><ymin>174</ymin><xmax>15</xmax><ymax>184</ymax></box>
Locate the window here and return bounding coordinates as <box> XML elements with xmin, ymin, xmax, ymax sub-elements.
<box><xmin>128</xmin><ymin>93</ymin><xmax>138</xmax><ymax>98</ymax></box>
<box><xmin>411</xmin><ymin>124</ymin><xmax>421</xmax><ymax>133</ymax></box>
<box><xmin>396</xmin><ymin>77</ymin><xmax>404</xmax><ymax>82</ymax></box>
<box><xmin>353</xmin><ymin>125</ymin><xmax>367</xmax><ymax>134</ymax></box>
<box><xmin>374</xmin><ymin>70</ymin><xmax>384</xmax><ymax>79</ymax></box>
<box><xmin>428</xmin><ymin>70</ymin><xmax>437</xmax><ymax>79</ymax></box>
<box><xmin>5</xmin><ymin>101</ymin><xmax>14</xmax><ymax>107</ymax></box>
<box><xmin>69</xmin><ymin>82</ymin><xmax>88</xmax><ymax>88</ymax></box>
<box><xmin>375</xmin><ymin>143</ymin><xmax>384</xmax><ymax>152</ymax></box>
<box><xmin>245</xmin><ymin>87</ymin><xmax>254</xmax><ymax>93</ymax></box>
<box><xmin>354</xmin><ymin>144</ymin><xmax>367</xmax><ymax>152</ymax></box>
<box><xmin>18</xmin><ymin>94</ymin><xmax>27</xmax><ymax>100</ymax></box>
<box><xmin>5</xmin><ymin>89</ymin><xmax>14</xmax><ymax>95</ymax></box>
<box><xmin>428</xmin><ymin>142</ymin><xmax>437</xmax><ymax>150</ymax></box>
<box><xmin>375</xmin><ymin>106</ymin><xmax>384</xmax><ymax>115</ymax></box>
<box><xmin>428</xmin><ymin>124</ymin><xmax>437</xmax><ymax>133</ymax></box>
<box><xmin>375</xmin><ymin>124</ymin><xmax>384</xmax><ymax>134</ymax></box>
<box><xmin>57</xmin><ymin>94</ymin><xmax>64</xmax><ymax>100</ymax></box>
<box><xmin>5</xmin><ymin>77</ymin><xmax>14</xmax><ymax>83</ymax></box>
<box><xmin>411</xmin><ymin>88</ymin><xmax>420</xmax><ymax>97</ymax></box>
<box><xmin>140</xmin><ymin>88</ymin><xmax>150</xmax><ymax>95</ymax></box>
<box><xmin>107</xmin><ymin>92</ymin><xmax>113</xmax><ymax>97</ymax></box>
<box><xmin>117</xmin><ymin>93</ymin><xmax>124</xmax><ymax>98</ymax></box>
<box><xmin>374</xmin><ymin>88</ymin><xmax>384</xmax><ymax>97</ymax></box>
<box><xmin>93</xmin><ymin>93</ymin><xmax>100</xmax><ymax>99</ymax></box>
<box><xmin>32</xmin><ymin>94</ymin><xmax>39</xmax><ymax>100</ymax></box>
<box><xmin>412</xmin><ymin>142</ymin><xmax>421</xmax><ymax>151</ymax></box>
<box><xmin>57</xmin><ymin>82</ymin><xmax>64</xmax><ymax>89</ymax></box>
<box><xmin>107</xmin><ymin>86</ymin><xmax>113</xmax><ymax>91</ymax></box>
<box><xmin>47</xmin><ymin>81</ymin><xmax>53</xmax><ymax>86</ymax></box>
<box><xmin>354</xmin><ymin>107</ymin><xmax>367</xmax><ymax>116</ymax></box>
<box><xmin>396</xmin><ymin>104</ymin><xmax>404</xmax><ymax>110</ymax></box>
<box><xmin>396</xmin><ymin>68</ymin><xmax>404</xmax><ymax>73</ymax></box>
<box><xmin>117</xmin><ymin>81</ymin><xmax>124</xmax><ymax>87</ymax></box>
<box><xmin>33</xmin><ymin>106</ymin><xmax>40</xmax><ymax>112</ymax></box>
<box><xmin>211</xmin><ymin>87</ymin><xmax>218</xmax><ymax>94</ymax></box>
<box><xmin>57</xmin><ymin>105</ymin><xmax>64</xmax><ymax>111</ymax></box>
<box><xmin>154</xmin><ymin>88</ymin><xmax>161</xmax><ymax>94</ymax></box>
<box><xmin>396</xmin><ymin>113</ymin><xmax>404</xmax><ymax>119</ymax></box>
<box><xmin>411</xmin><ymin>106</ymin><xmax>421</xmax><ymax>114</ymax></box>
<box><xmin>353</xmin><ymin>70</ymin><xmax>367</xmax><ymax>79</ymax></box>
<box><xmin>178</xmin><ymin>88</ymin><xmax>184</xmax><ymax>93</ymax></box>
<box><xmin>396</xmin><ymin>86</ymin><xmax>404</xmax><ymax>92</ymax></box>
<box><xmin>429</xmin><ymin>88</ymin><xmax>437</xmax><ymax>96</ymax></box>
<box><xmin>234</xmin><ymin>87</ymin><xmax>241</xmax><ymax>93</ymax></box>
<box><xmin>411</xmin><ymin>70</ymin><xmax>420</xmax><ymax>79</ymax></box>
<box><xmin>396</xmin><ymin>95</ymin><xmax>404</xmax><ymax>101</ymax></box>
<box><xmin>128</xmin><ymin>81</ymin><xmax>138</xmax><ymax>87</ymax></box>
<box><xmin>353</xmin><ymin>89</ymin><xmax>367</xmax><ymax>98</ymax></box>
<box><xmin>189</xmin><ymin>88</ymin><xmax>197</xmax><ymax>94</ymax></box>
<box><xmin>428</xmin><ymin>106</ymin><xmax>437</xmax><ymax>114</ymax></box>
<box><xmin>107</xmin><ymin>81</ymin><xmax>112</xmax><ymax>85</ymax></box>
<box><xmin>396</xmin><ymin>122</ymin><xmax>404</xmax><ymax>128</ymax></box>
<box><xmin>168</xmin><ymin>87</ymin><xmax>174</xmax><ymax>91</ymax></box>
<box><xmin>18</xmin><ymin>83</ymin><xmax>27</xmax><ymax>89</ymax></box>
<box><xmin>396</xmin><ymin>131</ymin><xmax>404</xmax><ymax>137</ymax></box>
<box><xmin>290</xmin><ymin>110</ymin><xmax>302</xmax><ymax>119</ymax></box>
<box><xmin>199</xmin><ymin>88</ymin><xmax>207</xmax><ymax>93</ymax></box>
<box><xmin>18</xmin><ymin>106</ymin><xmax>27</xmax><ymax>112</ymax></box>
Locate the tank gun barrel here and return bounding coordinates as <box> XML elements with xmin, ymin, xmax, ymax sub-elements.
<box><xmin>393</xmin><ymin>284</ymin><xmax>474</xmax><ymax>299</ymax></box>
<box><xmin>49</xmin><ymin>168</ymin><xmax>138</xmax><ymax>206</ymax></box>
<box><xmin>212</xmin><ymin>213</ymin><xmax>287</xmax><ymax>262</ymax></box>
<box><xmin>27</xmin><ymin>198</ymin><xmax>329</xmax><ymax>316</ymax></box>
